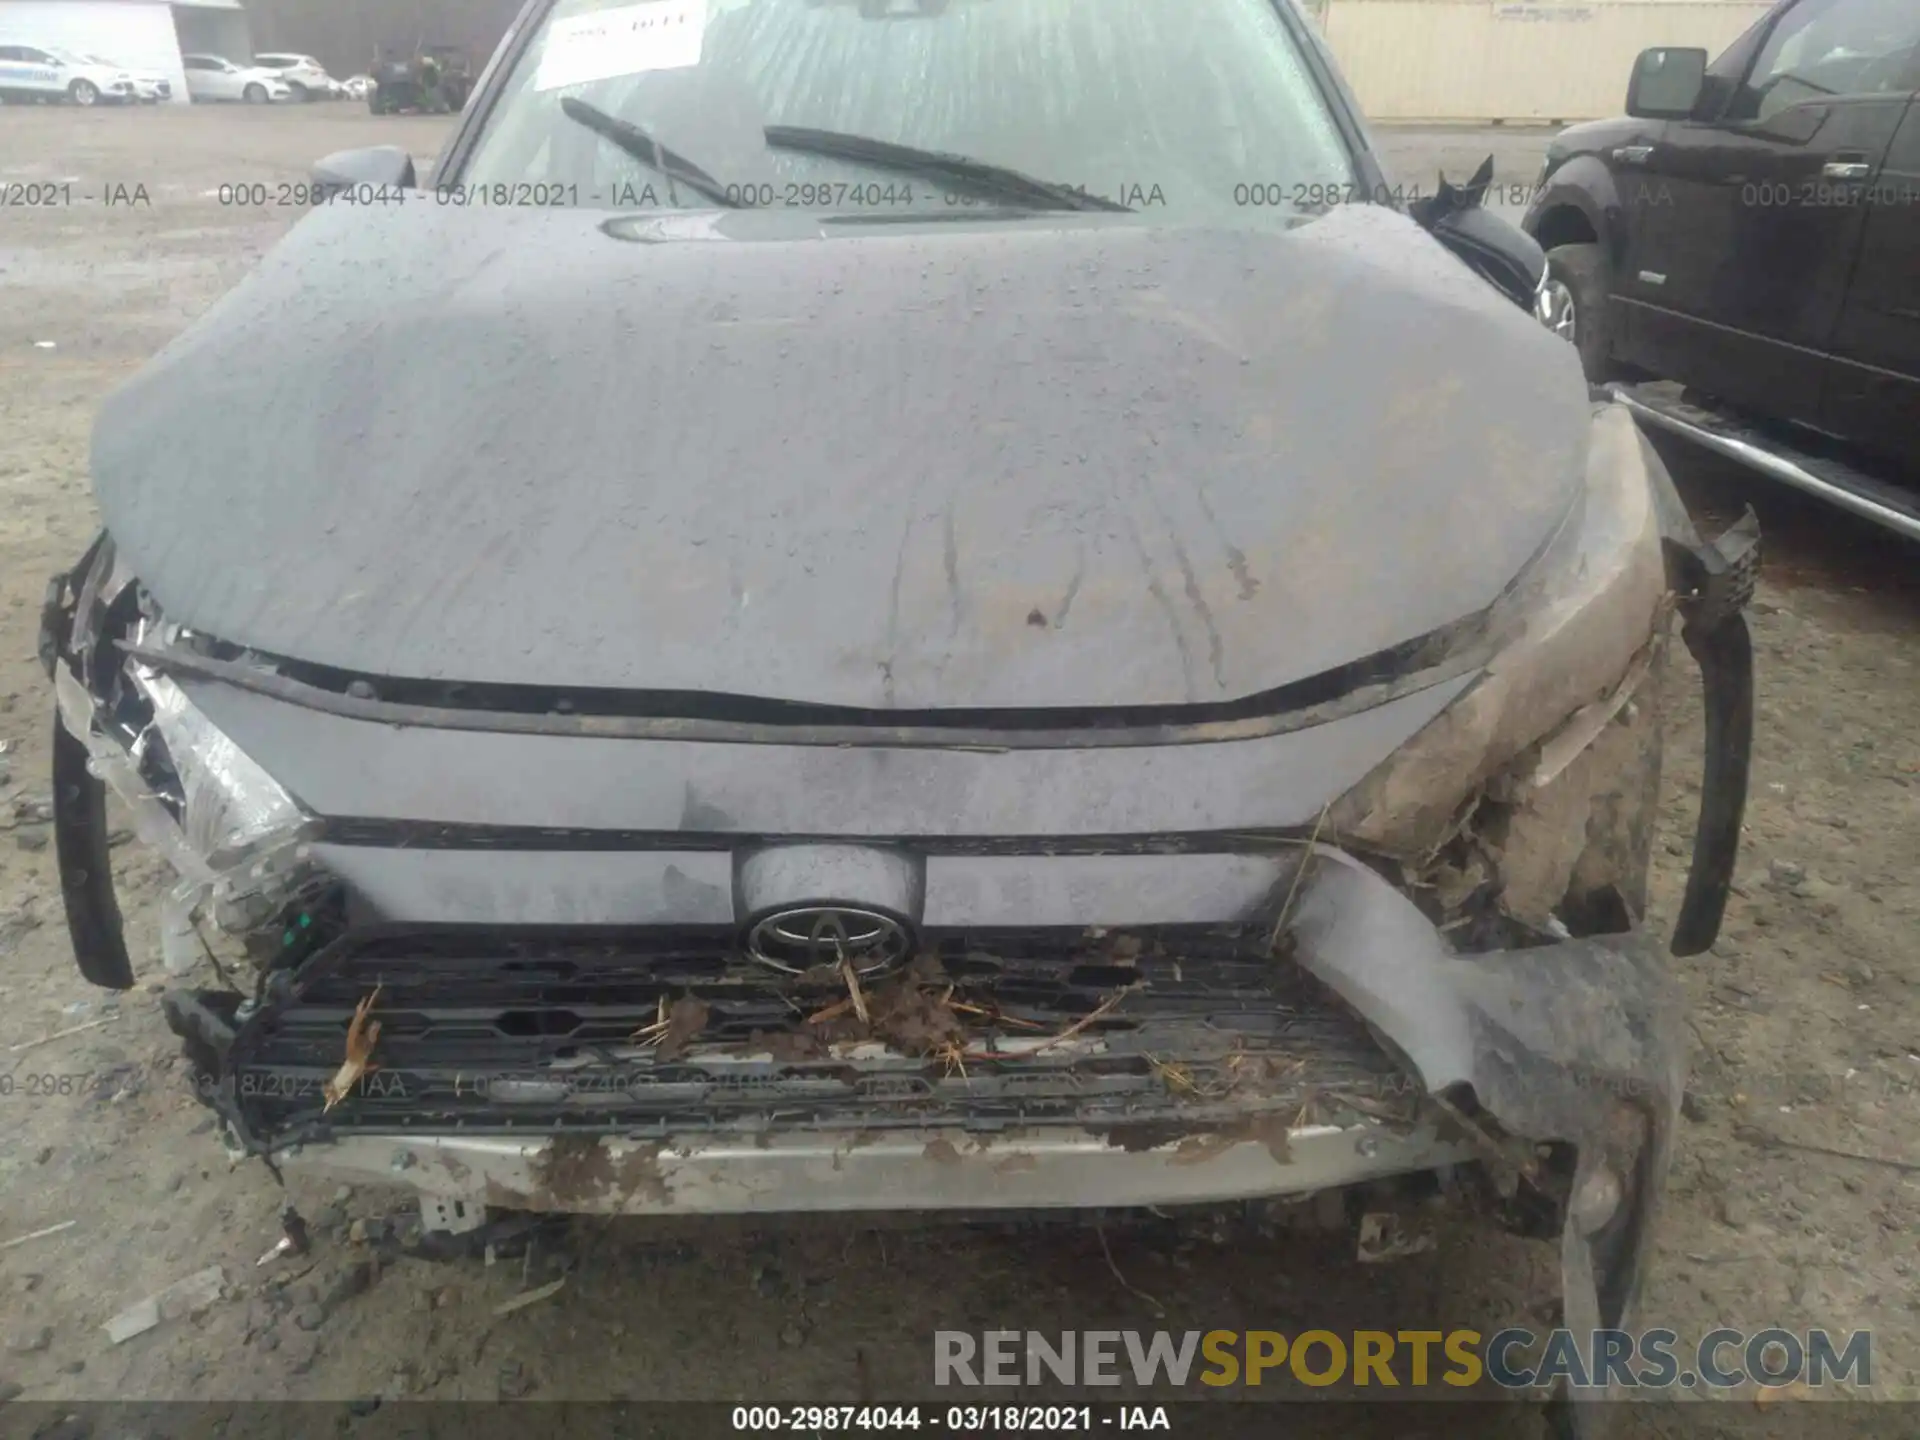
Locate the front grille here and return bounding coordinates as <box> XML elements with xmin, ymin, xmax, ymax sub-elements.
<box><xmin>218</xmin><ymin>926</ymin><xmax>1412</xmax><ymax>1147</ymax></box>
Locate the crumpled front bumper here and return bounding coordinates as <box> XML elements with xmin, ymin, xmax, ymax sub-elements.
<box><xmin>1292</xmin><ymin>847</ymin><xmax>1681</xmax><ymax>1346</ymax></box>
<box><xmin>202</xmin><ymin>832</ymin><xmax>1683</xmax><ymax>1440</ymax></box>
<box><xmin>40</xmin><ymin>416</ymin><xmax>1759</xmax><ymax>1430</ymax></box>
<box><xmin>240</xmin><ymin>827</ymin><xmax>1699</xmax><ymax>1440</ymax></box>
<box><xmin>258</xmin><ymin>843</ymin><xmax>1683</xmax><ymax>1352</ymax></box>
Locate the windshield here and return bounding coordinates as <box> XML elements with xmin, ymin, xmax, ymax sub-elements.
<box><xmin>456</xmin><ymin>0</ymin><xmax>1356</xmax><ymax>217</ymax></box>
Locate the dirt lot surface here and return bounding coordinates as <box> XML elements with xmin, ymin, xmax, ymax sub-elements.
<box><xmin>1</xmin><ymin>107</ymin><xmax>1916</xmax><ymax>1420</ymax></box>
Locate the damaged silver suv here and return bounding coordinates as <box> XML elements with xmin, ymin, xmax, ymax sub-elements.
<box><xmin>42</xmin><ymin>0</ymin><xmax>1758</xmax><ymax>1420</ymax></box>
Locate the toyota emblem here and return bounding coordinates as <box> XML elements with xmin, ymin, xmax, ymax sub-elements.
<box><xmin>745</xmin><ymin>905</ymin><xmax>911</xmax><ymax>975</ymax></box>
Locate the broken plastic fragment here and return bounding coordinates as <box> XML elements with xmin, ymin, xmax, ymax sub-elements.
<box><xmin>160</xmin><ymin>879</ymin><xmax>210</xmax><ymax>977</ymax></box>
<box><xmin>103</xmin><ymin>1265</ymin><xmax>226</xmax><ymax>1344</ymax></box>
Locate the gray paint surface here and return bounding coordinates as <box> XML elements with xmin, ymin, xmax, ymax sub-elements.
<box><xmin>180</xmin><ymin>669</ymin><xmax>1473</xmax><ymax>835</ymax></box>
<box><xmin>309</xmin><ymin>844</ymin><xmax>1299</xmax><ymax>929</ymax></box>
<box><xmin>94</xmin><ymin>200</ymin><xmax>1587</xmax><ymax>709</ymax></box>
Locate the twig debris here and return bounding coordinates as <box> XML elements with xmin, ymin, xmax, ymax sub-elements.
<box><xmin>1267</xmin><ymin>803</ymin><xmax>1331</xmax><ymax>956</ymax></box>
<box><xmin>1734</xmin><ymin>1123</ymin><xmax>1920</xmax><ymax>1175</ymax></box>
<box><xmin>9</xmin><ymin>1016</ymin><xmax>114</xmax><ymax>1054</ymax></box>
<box><xmin>1094</xmin><ymin>1222</ymin><xmax>1165</xmax><ymax>1319</ymax></box>
<box><xmin>632</xmin><ymin>996</ymin><xmax>709</xmax><ymax>1061</ymax></box>
<box><xmin>0</xmin><ymin>1220</ymin><xmax>76</xmax><ymax>1251</ymax></box>
<box><xmin>840</xmin><ymin>957</ymin><xmax>870</xmax><ymax>1026</ymax></box>
<box><xmin>322</xmin><ymin>985</ymin><xmax>383</xmax><ymax>1112</ymax></box>
<box><xmin>492</xmin><ymin>1275</ymin><xmax>566</xmax><ymax>1318</ymax></box>
<box><xmin>1028</xmin><ymin>985</ymin><xmax>1139</xmax><ymax>1057</ymax></box>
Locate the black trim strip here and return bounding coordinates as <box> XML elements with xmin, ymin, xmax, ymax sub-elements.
<box><xmin>123</xmin><ymin>622</ymin><xmax>1492</xmax><ymax>751</ymax></box>
<box><xmin>52</xmin><ymin>713</ymin><xmax>134</xmax><ymax>990</ymax></box>
<box><xmin>1671</xmin><ymin>611</ymin><xmax>1752</xmax><ymax>957</ymax></box>
<box><xmin>1669</xmin><ymin>512</ymin><xmax>1760</xmax><ymax>958</ymax></box>
<box><xmin>312</xmin><ymin>817</ymin><xmax>1318</xmax><ymax>855</ymax></box>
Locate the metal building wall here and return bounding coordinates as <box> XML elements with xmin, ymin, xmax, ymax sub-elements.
<box><xmin>172</xmin><ymin>4</ymin><xmax>253</xmax><ymax>67</ymax></box>
<box><xmin>1322</xmin><ymin>0</ymin><xmax>1773</xmax><ymax>123</ymax></box>
<box><xmin>239</xmin><ymin>0</ymin><xmax>524</xmax><ymax>80</ymax></box>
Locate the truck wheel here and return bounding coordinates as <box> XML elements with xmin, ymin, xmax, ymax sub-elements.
<box><xmin>68</xmin><ymin>79</ymin><xmax>100</xmax><ymax>106</ymax></box>
<box><xmin>1545</xmin><ymin>243</ymin><xmax>1616</xmax><ymax>383</ymax></box>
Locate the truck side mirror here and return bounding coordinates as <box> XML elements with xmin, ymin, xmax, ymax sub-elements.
<box><xmin>1627</xmin><ymin>47</ymin><xmax>1708</xmax><ymax>120</ymax></box>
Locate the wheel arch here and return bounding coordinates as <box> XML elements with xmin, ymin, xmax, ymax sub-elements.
<box><xmin>1523</xmin><ymin>155</ymin><xmax>1628</xmax><ymax>268</ymax></box>
<box><xmin>1532</xmin><ymin>203</ymin><xmax>1600</xmax><ymax>253</ymax></box>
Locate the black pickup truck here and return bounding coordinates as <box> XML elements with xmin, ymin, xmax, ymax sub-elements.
<box><xmin>1525</xmin><ymin>0</ymin><xmax>1919</xmax><ymax>539</ymax></box>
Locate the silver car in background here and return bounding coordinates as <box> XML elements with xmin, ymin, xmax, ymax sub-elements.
<box><xmin>80</xmin><ymin>53</ymin><xmax>172</xmax><ymax>103</ymax></box>
<box><xmin>252</xmin><ymin>52</ymin><xmax>344</xmax><ymax>101</ymax></box>
<box><xmin>181</xmin><ymin>52</ymin><xmax>293</xmax><ymax>104</ymax></box>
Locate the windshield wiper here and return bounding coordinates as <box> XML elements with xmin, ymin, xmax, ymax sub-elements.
<box><xmin>763</xmin><ymin>126</ymin><xmax>1133</xmax><ymax>213</ymax></box>
<box><xmin>559</xmin><ymin>96</ymin><xmax>738</xmax><ymax>208</ymax></box>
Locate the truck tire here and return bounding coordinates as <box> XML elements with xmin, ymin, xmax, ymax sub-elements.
<box><xmin>1545</xmin><ymin>242</ymin><xmax>1615</xmax><ymax>384</ymax></box>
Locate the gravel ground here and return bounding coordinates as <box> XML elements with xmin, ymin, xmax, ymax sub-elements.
<box><xmin>1</xmin><ymin>106</ymin><xmax>1916</xmax><ymax>1417</ymax></box>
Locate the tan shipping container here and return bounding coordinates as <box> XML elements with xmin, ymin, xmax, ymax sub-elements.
<box><xmin>1320</xmin><ymin>0</ymin><xmax>1774</xmax><ymax>124</ymax></box>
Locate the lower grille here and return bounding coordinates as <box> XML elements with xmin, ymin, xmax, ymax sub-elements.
<box><xmin>216</xmin><ymin>926</ymin><xmax>1412</xmax><ymax>1147</ymax></box>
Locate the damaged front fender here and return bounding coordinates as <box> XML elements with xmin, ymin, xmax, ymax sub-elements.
<box><xmin>1289</xmin><ymin>846</ymin><xmax>1679</xmax><ymax>1353</ymax></box>
<box><xmin>1329</xmin><ymin>403</ymin><xmax>1758</xmax><ymax>957</ymax></box>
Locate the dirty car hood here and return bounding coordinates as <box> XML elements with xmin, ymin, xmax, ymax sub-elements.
<box><xmin>92</xmin><ymin>203</ymin><xmax>1588</xmax><ymax>710</ymax></box>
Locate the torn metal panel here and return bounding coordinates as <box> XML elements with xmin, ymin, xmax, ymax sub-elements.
<box><xmin>1489</xmin><ymin>639</ymin><xmax>1666</xmax><ymax>929</ymax></box>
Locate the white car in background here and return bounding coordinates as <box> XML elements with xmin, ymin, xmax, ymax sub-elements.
<box><xmin>251</xmin><ymin>52</ymin><xmax>342</xmax><ymax>101</ymax></box>
<box><xmin>79</xmin><ymin>53</ymin><xmax>172</xmax><ymax>103</ymax></box>
<box><xmin>180</xmin><ymin>53</ymin><xmax>292</xmax><ymax>103</ymax></box>
<box><xmin>0</xmin><ymin>43</ymin><xmax>136</xmax><ymax>105</ymax></box>
<box><xmin>341</xmin><ymin>74</ymin><xmax>374</xmax><ymax>100</ymax></box>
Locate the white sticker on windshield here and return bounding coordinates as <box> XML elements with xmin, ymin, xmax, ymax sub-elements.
<box><xmin>533</xmin><ymin>0</ymin><xmax>707</xmax><ymax>92</ymax></box>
